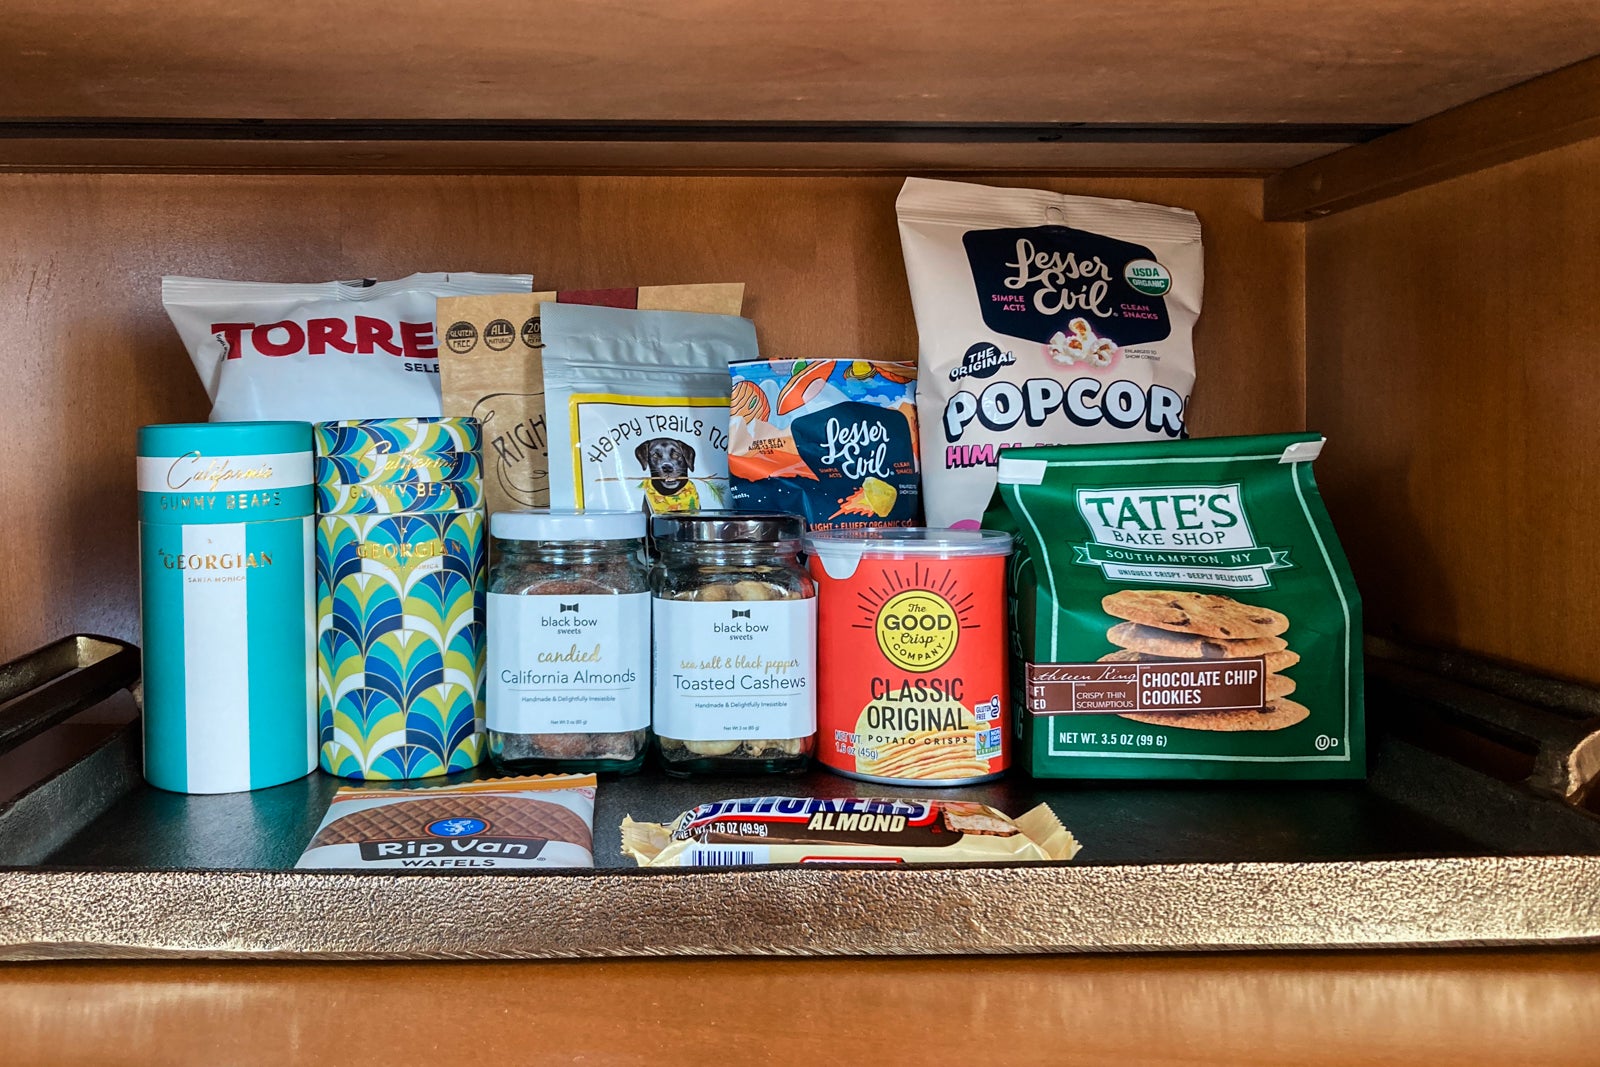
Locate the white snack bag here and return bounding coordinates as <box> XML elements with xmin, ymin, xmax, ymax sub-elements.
<box><xmin>541</xmin><ymin>302</ymin><xmax>757</xmax><ymax>513</ymax></box>
<box><xmin>896</xmin><ymin>178</ymin><xmax>1202</xmax><ymax>528</ymax></box>
<box><xmin>163</xmin><ymin>272</ymin><xmax>534</xmax><ymax>423</ymax></box>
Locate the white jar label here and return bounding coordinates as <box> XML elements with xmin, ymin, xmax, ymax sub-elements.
<box><xmin>652</xmin><ymin>597</ymin><xmax>817</xmax><ymax>740</ymax></box>
<box><xmin>487</xmin><ymin>591</ymin><xmax>650</xmax><ymax>734</ymax></box>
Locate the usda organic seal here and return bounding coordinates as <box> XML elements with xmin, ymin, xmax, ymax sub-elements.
<box><xmin>1124</xmin><ymin>258</ymin><xmax>1173</xmax><ymax>296</ymax></box>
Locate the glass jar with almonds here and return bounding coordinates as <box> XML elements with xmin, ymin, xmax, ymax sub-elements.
<box><xmin>650</xmin><ymin>511</ymin><xmax>816</xmax><ymax>775</ymax></box>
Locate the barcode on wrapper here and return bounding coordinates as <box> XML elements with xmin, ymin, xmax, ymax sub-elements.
<box><xmin>686</xmin><ymin>846</ymin><xmax>771</xmax><ymax>867</ymax></box>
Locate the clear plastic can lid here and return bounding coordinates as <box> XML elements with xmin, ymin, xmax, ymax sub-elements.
<box><xmin>804</xmin><ymin>527</ymin><xmax>1013</xmax><ymax>557</ymax></box>
<box><xmin>805</xmin><ymin>527</ymin><xmax>1012</xmax><ymax>580</ymax></box>
<box><xmin>651</xmin><ymin>510</ymin><xmax>806</xmax><ymax>545</ymax></box>
<box><xmin>490</xmin><ymin>508</ymin><xmax>646</xmax><ymax>542</ymax></box>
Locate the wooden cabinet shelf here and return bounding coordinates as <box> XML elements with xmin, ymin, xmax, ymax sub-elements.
<box><xmin>1</xmin><ymin>6</ymin><xmax>1598</xmax><ymax>731</ymax></box>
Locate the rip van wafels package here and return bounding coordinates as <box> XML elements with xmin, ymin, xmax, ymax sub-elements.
<box><xmin>622</xmin><ymin>796</ymin><xmax>1079</xmax><ymax>866</ymax></box>
<box><xmin>987</xmin><ymin>433</ymin><xmax>1364</xmax><ymax>779</ymax></box>
<box><xmin>897</xmin><ymin>177</ymin><xmax>1202</xmax><ymax>529</ymax></box>
<box><xmin>438</xmin><ymin>284</ymin><xmax>745</xmax><ymax>516</ymax></box>
<box><xmin>296</xmin><ymin>774</ymin><xmax>596</xmax><ymax>868</ymax></box>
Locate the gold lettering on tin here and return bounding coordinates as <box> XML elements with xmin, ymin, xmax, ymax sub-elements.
<box><xmin>356</xmin><ymin>541</ymin><xmax>445</xmax><ymax>562</ymax></box>
<box><xmin>166</xmin><ymin>450</ymin><xmax>277</xmax><ymax>491</ymax></box>
<box><xmin>157</xmin><ymin>551</ymin><xmax>275</xmax><ymax>571</ymax></box>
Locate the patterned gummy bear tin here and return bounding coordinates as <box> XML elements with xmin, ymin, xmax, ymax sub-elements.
<box><xmin>315</xmin><ymin>417</ymin><xmax>486</xmax><ymax>781</ymax></box>
<box><xmin>314</xmin><ymin>416</ymin><xmax>482</xmax><ymax>461</ymax></box>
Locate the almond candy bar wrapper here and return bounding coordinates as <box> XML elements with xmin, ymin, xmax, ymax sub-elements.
<box><xmin>296</xmin><ymin>774</ymin><xmax>597</xmax><ymax>869</ymax></box>
<box><xmin>622</xmin><ymin>796</ymin><xmax>1080</xmax><ymax>866</ymax></box>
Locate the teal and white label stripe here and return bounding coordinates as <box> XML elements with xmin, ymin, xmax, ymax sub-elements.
<box><xmin>140</xmin><ymin>516</ymin><xmax>316</xmax><ymax>794</ymax></box>
<box><xmin>137</xmin><ymin>450</ymin><xmax>314</xmax><ymax>524</ymax></box>
<box><xmin>136</xmin><ymin>450</ymin><xmax>313</xmax><ymax>493</ymax></box>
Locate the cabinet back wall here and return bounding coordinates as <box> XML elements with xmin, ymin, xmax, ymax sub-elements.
<box><xmin>1307</xmin><ymin>135</ymin><xmax>1600</xmax><ymax>683</ymax></box>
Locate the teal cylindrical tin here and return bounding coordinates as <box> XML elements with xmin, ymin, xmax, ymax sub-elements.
<box><xmin>137</xmin><ymin>421</ymin><xmax>317</xmax><ymax>795</ymax></box>
<box><xmin>316</xmin><ymin>416</ymin><xmax>487</xmax><ymax>780</ymax></box>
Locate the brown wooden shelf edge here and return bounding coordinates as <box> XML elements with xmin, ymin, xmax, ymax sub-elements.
<box><xmin>0</xmin><ymin>121</ymin><xmax>1392</xmax><ymax>176</ymax></box>
<box><xmin>1267</xmin><ymin>53</ymin><xmax>1600</xmax><ymax>221</ymax></box>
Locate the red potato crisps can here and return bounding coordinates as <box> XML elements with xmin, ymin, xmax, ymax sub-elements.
<box><xmin>806</xmin><ymin>528</ymin><xmax>1013</xmax><ymax>785</ymax></box>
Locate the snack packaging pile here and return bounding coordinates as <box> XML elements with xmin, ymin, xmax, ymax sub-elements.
<box><xmin>296</xmin><ymin>774</ymin><xmax>597</xmax><ymax>869</ymax></box>
<box><xmin>162</xmin><ymin>273</ymin><xmax>534</xmax><ymax>423</ymax></box>
<box><xmin>622</xmin><ymin>795</ymin><xmax>1079</xmax><ymax>867</ymax></box>
<box><xmin>437</xmin><ymin>284</ymin><xmax>745</xmax><ymax>516</ymax></box>
<box><xmin>990</xmin><ymin>432</ymin><xmax>1364</xmax><ymax>779</ymax></box>
<box><xmin>897</xmin><ymin>177</ymin><xmax>1203</xmax><ymax>528</ymax></box>
<box><xmin>729</xmin><ymin>358</ymin><xmax>921</xmax><ymax>529</ymax></box>
<box><xmin>138</xmin><ymin>176</ymin><xmax>1365</xmax><ymax>885</ymax></box>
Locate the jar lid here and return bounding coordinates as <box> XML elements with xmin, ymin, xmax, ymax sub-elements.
<box><xmin>491</xmin><ymin>508</ymin><xmax>646</xmax><ymax>542</ymax></box>
<box><xmin>138</xmin><ymin>420</ymin><xmax>312</xmax><ymax>458</ymax></box>
<box><xmin>804</xmin><ymin>527</ymin><xmax>1013</xmax><ymax>557</ymax></box>
<box><xmin>805</xmin><ymin>527</ymin><xmax>1012</xmax><ymax>579</ymax></box>
<box><xmin>651</xmin><ymin>510</ymin><xmax>805</xmax><ymax>545</ymax></box>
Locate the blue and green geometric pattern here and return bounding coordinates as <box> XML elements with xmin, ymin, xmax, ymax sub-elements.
<box><xmin>316</xmin><ymin>509</ymin><xmax>486</xmax><ymax>780</ymax></box>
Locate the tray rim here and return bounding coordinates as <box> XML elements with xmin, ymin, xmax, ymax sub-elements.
<box><xmin>3</xmin><ymin>853</ymin><xmax>1599</xmax><ymax>960</ymax></box>
<box><xmin>6</xmin><ymin>633</ymin><xmax>1600</xmax><ymax>960</ymax></box>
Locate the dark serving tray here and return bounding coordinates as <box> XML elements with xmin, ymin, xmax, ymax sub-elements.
<box><xmin>2</xmin><ymin>634</ymin><xmax>1598</xmax><ymax>960</ymax></box>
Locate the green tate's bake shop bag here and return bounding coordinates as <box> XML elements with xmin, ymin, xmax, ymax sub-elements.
<box><xmin>988</xmin><ymin>432</ymin><xmax>1363</xmax><ymax>779</ymax></box>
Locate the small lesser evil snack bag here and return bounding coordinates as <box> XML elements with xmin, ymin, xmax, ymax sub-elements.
<box><xmin>542</xmin><ymin>303</ymin><xmax>757</xmax><ymax>513</ymax></box>
<box><xmin>989</xmin><ymin>432</ymin><xmax>1364</xmax><ymax>780</ymax></box>
<box><xmin>728</xmin><ymin>358</ymin><xmax>920</xmax><ymax>528</ymax></box>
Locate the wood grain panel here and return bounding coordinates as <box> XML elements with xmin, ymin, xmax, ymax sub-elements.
<box><xmin>1306</xmin><ymin>135</ymin><xmax>1600</xmax><ymax>682</ymax></box>
<box><xmin>1268</xmin><ymin>53</ymin><xmax>1600</xmax><ymax>220</ymax></box>
<box><xmin>4</xmin><ymin>951</ymin><xmax>1600</xmax><ymax>1067</ymax></box>
<box><xmin>0</xmin><ymin>1</ymin><xmax>1597</xmax><ymax>124</ymax></box>
<box><xmin>0</xmin><ymin>173</ymin><xmax>1302</xmax><ymax>662</ymax></box>
<box><xmin>0</xmin><ymin>135</ymin><xmax>1346</xmax><ymax>176</ymax></box>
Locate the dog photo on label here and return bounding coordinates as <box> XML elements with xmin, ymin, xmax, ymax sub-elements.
<box><xmin>636</xmin><ymin>437</ymin><xmax>701</xmax><ymax>512</ymax></box>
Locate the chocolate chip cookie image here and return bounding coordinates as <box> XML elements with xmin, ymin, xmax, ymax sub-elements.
<box><xmin>1100</xmin><ymin>589</ymin><xmax>1301</xmax><ymax>732</ymax></box>
<box><xmin>1101</xmin><ymin>589</ymin><xmax>1288</xmax><ymax>639</ymax></box>
<box><xmin>1105</xmin><ymin>621</ymin><xmax>1286</xmax><ymax>659</ymax></box>
<box><xmin>1121</xmin><ymin>698</ymin><xmax>1310</xmax><ymax>733</ymax></box>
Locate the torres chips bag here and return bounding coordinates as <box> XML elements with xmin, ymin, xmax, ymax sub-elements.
<box><xmin>728</xmin><ymin>358</ymin><xmax>920</xmax><ymax>528</ymax></box>
<box><xmin>163</xmin><ymin>273</ymin><xmax>534</xmax><ymax>424</ymax></box>
<box><xmin>897</xmin><ymin>177</ymin><xmax>1202</xmax><ymax>529</ymax></box>
<box><xmin>988</xmin><ymin>433</ymin><xmax>1364</xmax><ymax>780</ymax></box>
